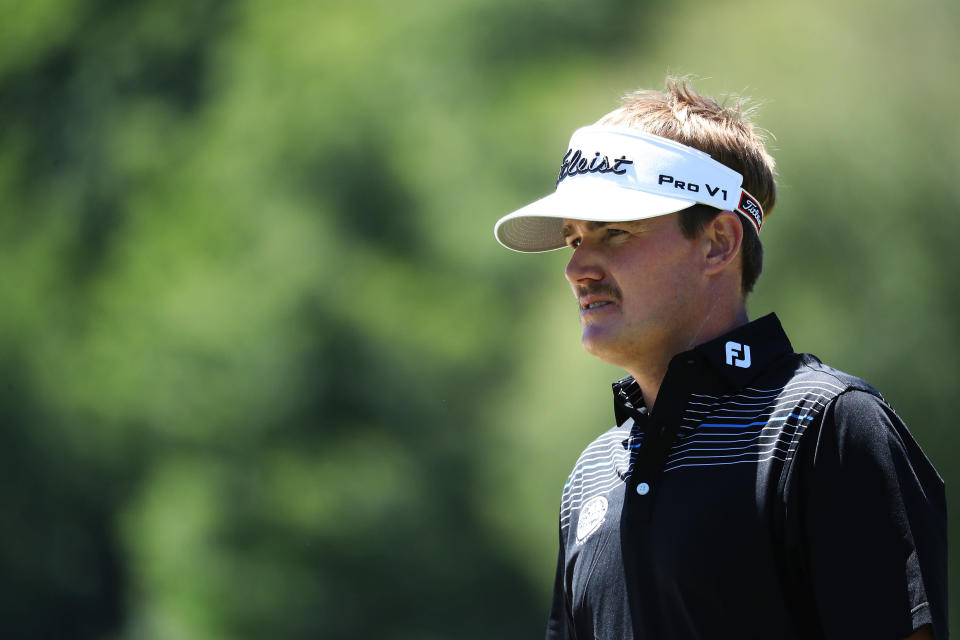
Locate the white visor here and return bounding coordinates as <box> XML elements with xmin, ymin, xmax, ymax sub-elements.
<box><xmin>494</xmin><ymin>126</ymin><xmax>764</xmax><ymax>252</ymax></box>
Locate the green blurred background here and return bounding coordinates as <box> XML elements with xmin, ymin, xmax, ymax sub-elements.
<box><xmin>0</xmin><ymin>0</ymin><xmax>956</xmax><ymax>637</ymax></box>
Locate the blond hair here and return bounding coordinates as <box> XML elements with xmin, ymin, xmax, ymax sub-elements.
<box><xmin>597</xmin><ymin>77</ymin><xmax>777</xmax><ymax>295</ymax></box>
<box><xmin>597</xmin><ymin>76</ymin><xmax>777</xmax><ymax>215</ymax></box>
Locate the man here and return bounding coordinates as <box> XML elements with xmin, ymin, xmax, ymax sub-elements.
<box><xmin>493</xmin><ymin>79</ymin><xmax>946</xmax><ymax>639</ymax></box>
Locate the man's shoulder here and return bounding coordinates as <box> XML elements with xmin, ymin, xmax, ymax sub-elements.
<box><xmin>752</xmin><ymin>351</ymin><xmax>908</xmax><ymax>454</ymax></box>
<box><xmin>787</xmin><ymin>352</ymin><xmax>885</xmax><ymax>403</ymax></box>
<box><xmin>560</xmin><ymin>423</ymin><xmax>631</xmax><ymax>495</ymax></box>
<box><xmin>568</xmin><ymin>422</ymin><xmax>630</xmax><ymax>471</ymax></box>
<box><xmin>788</xmin><ymin>355</ymin><xmax>938</xmax><ymax>478</ymax></box>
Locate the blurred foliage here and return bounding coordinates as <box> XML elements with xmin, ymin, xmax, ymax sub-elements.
<box><xmin>0</xmin><ymin>0</ymin><xmax>957</xmax><ymax>637</ymax></box>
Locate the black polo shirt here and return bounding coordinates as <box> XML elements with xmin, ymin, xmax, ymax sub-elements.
<box><xmin>546</xmin><ymin>314</ymin><xmax>946</xmax><ymax>640</ymax></box>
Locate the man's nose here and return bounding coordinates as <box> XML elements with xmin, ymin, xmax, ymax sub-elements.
<box><xmin>565</xmin><ymin>246</ymin><xmax>605</xmax><ymax>285</ymax></box>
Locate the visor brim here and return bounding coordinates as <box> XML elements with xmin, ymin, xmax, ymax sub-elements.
<box><xmin>494</xmin><ymin>184</ymin><xmax>698</xmax><ymax>253</ymax></box>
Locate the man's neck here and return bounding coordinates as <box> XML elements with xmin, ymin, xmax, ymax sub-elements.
<box><xmin>628</xmin><ymin>305</ymin><xmax>749</xmax><ymax>414</ymax></box>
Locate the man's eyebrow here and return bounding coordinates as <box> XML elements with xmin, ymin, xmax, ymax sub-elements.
<box><xmin>561</xmin><ymin>221</ymin><xmax>610</xmax><ymax>238</ymax></box>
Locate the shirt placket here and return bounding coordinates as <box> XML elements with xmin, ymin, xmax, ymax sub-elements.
<box><xmin>623</xmin><ymin>357</ymin><xmax>695</xmax><ymax>525</ymax></box>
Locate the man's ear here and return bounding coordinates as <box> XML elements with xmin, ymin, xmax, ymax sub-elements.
<box><xmin>702</xmin><ymin>211</ymin><xmax>744</xmax><ymax>276</ymax></box>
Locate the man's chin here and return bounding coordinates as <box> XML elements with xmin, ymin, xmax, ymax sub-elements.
<box><xmin>580</xmin><ymin>328</ymin><xmax>628</xmax><ymax>364</ymax></box>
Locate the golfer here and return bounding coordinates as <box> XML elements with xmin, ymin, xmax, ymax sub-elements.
<box><xmin>494</xmin><ymin>78</ymin><xmax>946</xmax><ymax>640</ymax></box>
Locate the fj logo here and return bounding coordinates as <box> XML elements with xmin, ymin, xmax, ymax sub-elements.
<box><xmin>725</xmin><ymin>341</ymin><xmax>752</xmax><ymax>368</ymax></box>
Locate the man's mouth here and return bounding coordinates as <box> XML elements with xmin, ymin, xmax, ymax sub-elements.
<box><xmin>576</xmin><ymin>283</ymin><xmax>622</xmax><ymax>313</ymax></box>
<box><xmin>580</xmin><ymin>298</ymin><xmax>617</xmax><ymax>312</ymax></box>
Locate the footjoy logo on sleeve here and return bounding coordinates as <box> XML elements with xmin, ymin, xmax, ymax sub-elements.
<box><xmin>725</xmin><ymin>341</ymin><xmax>752</xmax><ymax>368</ymax></box>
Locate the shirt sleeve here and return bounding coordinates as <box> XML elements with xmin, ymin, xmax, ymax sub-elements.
<box><xmin>787</xmin><ymin>389</ymin><xmax>947</xmax><ymax>639</ymax></box>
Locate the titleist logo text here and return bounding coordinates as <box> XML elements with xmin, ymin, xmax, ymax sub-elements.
<box><xmin>658</xmin><ymin>174</ymin><xmax>728</xmax><ymax>200</ymax></box>
<box><xmin>738</xmin><ymin>192</ymin><xmax>763</xmax><ymax>228</ymax></box>
<box><xmin>557</xmin><ymin>149</ymin><xmax>633</xmax><ymax>186</ymax></box>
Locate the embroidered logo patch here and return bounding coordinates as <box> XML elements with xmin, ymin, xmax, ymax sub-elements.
<box><xmin>576</xmin><ymin>496</ymin><xmax>608</xmax><ymax>544</ymax></box>
<box><xmin>725</xmin><ymin>341</ymin><xmax>752</xmax><ymax>368</ymax></box>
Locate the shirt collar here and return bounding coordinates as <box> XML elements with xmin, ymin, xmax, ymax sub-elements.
<box><xmin>612</xmin><ymin>375</ymin><xmax>645</xmax><ymax>427</ymax></box>
<box><xmin>691</xmin><ymin>312</ymin><xmax>793</xmax><ymax>390</ymax></box>
<box><xmin>611</xmin><ymin>313</ymin><xmax>794</xmax><ymax>426</ymax></box>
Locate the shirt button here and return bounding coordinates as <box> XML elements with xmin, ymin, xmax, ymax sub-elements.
<box><xmin>636</xmin><ymin>482</ymin><xmax>650</xmax><ymax>496</ymax></box>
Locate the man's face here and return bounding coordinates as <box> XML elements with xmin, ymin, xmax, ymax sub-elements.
<box><xmin>562</xmin><ymin>214</ymin><xmax>706</xmax><ymax>368</ymax></box>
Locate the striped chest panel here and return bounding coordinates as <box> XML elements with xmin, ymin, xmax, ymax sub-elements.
<box><xmin>664</xmin><ymin>379</ymin><xmax>845</xmax><ymax>473</ymax></box>
<box><xmin>558</xmin><ymin>375</ymin><xmax>850</xmax><ymax>534</ymax></box>
<box><xmin>559</xmin><ymin>426</ymin><xmax>631</xmax><ymax>533</ymax></box>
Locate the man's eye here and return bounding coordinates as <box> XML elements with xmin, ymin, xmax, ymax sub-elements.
<box><xmin>606</xmin><ymin>228</ymin><xmax>628</xmax><ymax>237</ymax></box>
<box><xmin>567</xmin><ymin>237</ymin><xmax>581</xmax><ymax>249</ymax></box>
